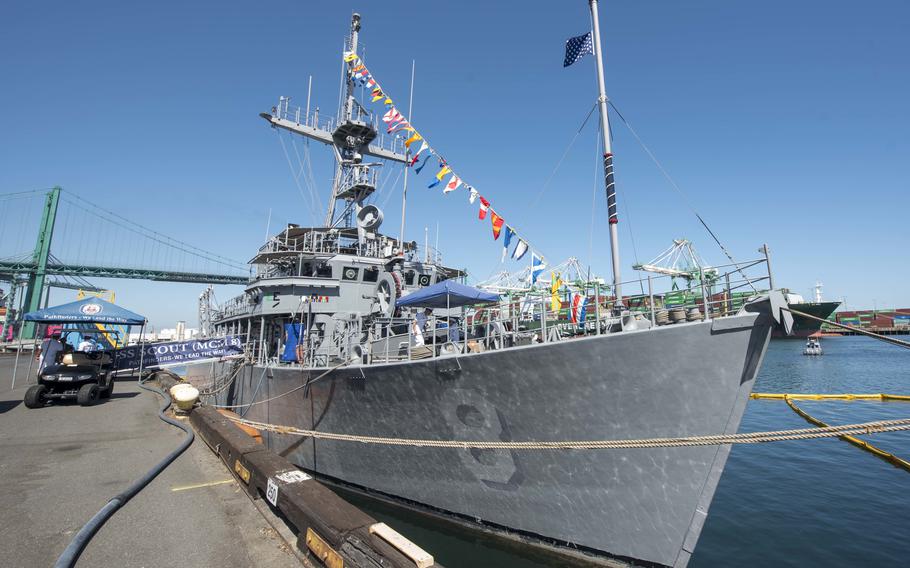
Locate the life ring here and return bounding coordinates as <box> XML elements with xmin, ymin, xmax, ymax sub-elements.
<box><xmin>375</xmin><ymin>273</ymin><xmax>397</xmax><ymax>317</ymax></box>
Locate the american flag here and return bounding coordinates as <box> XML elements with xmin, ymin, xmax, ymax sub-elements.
<box><xmin>563</xmin><ymin>31</ymin><xmax>593</xmax><ymax>67</ymax></box>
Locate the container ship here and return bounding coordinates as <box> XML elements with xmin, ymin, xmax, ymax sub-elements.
<box><xmin>773</xmin><ymin>282</ymin><xmax>840</xmax><ymax>338</ymax></box>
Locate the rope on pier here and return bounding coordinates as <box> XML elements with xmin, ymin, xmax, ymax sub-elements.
<box><xmin>220</xmin><ymin>414</ymin><xmax>910</xmax><ymax>451</ymax></box>
<box><xmin>779</xmin><ymin>395</ymin><xmax>910</xmax><ymax>472</ymax></box>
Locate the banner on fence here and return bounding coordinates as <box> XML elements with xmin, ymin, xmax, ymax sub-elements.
<box><xmin>115</xmin><ymin>335</ymin><xmax>244</xmax><ymax>370</ymax></box>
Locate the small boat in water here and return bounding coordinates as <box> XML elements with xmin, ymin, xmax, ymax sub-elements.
<box><xmin>804</xmin><ymin>338</ymin><xmax>823</xmax><ymax>356</ymax></box>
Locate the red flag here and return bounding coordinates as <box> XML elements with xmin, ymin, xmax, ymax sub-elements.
<box><xmin>491</xmin><ymin>212</ymin><xmax>504</xmax><ymax>240</ymax></box>
<box><xmin>478</xmin><ymin>196</ymin><xmax>490</xmax><ymax>220</ymax></box>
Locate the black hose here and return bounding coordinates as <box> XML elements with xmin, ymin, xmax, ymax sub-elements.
<box><xmin>53</xmin><ymin>375</ymin><xmax>195</xmax><ymax>568</ymax></box>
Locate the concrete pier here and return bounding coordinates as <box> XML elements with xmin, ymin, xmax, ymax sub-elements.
<box><xmin>0</xmin><ymin>354</ymin><xmax>300</xmax><ymax>567</ymax></box>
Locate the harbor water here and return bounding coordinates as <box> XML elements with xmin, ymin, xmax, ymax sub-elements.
<box><xmin>339</xmin><ymin>336</ymin><xmax>910</xmax><ymax>567</ymax></box>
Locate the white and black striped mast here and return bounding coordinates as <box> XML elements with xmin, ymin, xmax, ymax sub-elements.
<box><xmin>589</xmin><ymin>0</ymin><xmax>623</xmax><ymax>310</ymax></box>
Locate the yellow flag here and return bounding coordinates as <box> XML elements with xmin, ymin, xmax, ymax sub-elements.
<box><xmin>344</xmin><ymin>52</ymin><xmax>359</xmax><ymax>62</ymax></box>
<box><xmin>384</xmin><ymin>97</ymin><xmax>394</xmax><ymax>105</ymax></box>
<box><xmin>436</xmin><ymin>165</ymin><xmax>452</xmax><ymax>181</ymax></box>
<box><xmin>551</xmin><ymin>272</ymin><xmax>563</xmax><ymax>311</ymax></box>
<box><xmin>405</xmin><ymin>133</ymin><xmax>422</xmax><ymax>149</ymax></box>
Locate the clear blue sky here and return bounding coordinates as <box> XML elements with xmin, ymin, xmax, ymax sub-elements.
<box><xmin>2</xmin><ymin>0</ymin><xmax>908</xmax><ymax>327</ymax></box>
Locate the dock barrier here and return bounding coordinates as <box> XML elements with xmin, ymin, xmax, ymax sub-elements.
<box><xmin>752</xmin><ymin>393</ymin><xmax>910</xmax><ymax>401</ymax></box>
<box><xmin>153</xmin><ymin>371</ymin><xmax>440</xmax><ymax>568</ymax></box>
<box><xmin>750</xmin><ymin>391</ymin><xmax>910</xmax><ymax>473</ymax></box>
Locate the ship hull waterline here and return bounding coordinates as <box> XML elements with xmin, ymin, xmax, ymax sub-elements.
<box><xmin>188</xmin><ymin>311</ymin><xmax>774</xmax><ymax>567</ymax></box>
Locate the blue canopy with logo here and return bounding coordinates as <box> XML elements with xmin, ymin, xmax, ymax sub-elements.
<box><xmin>395</xmin><ymin>280</ymin><xmax>499</xmax><ymax>309</ymax></box>
<box><xmin>22</xmin><ymin>297</ymin><xmax>146</xmax><ymax>325</ymax></box>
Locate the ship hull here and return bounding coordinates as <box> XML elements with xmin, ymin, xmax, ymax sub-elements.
<box><xmin>771</xmin><ymin>301</ymin><xmax>840</xmax><ymax>338</ymax></box>
<box><xmin>188</xmin><ymin>312</ymin><xmax>773</xmax><ymax>567</ymax></box>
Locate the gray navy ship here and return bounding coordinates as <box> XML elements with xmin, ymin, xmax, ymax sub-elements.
<box><xmin>189</xmin><ymin>5</ymin><xmax>792</xmax><ymax>567</ymax></box>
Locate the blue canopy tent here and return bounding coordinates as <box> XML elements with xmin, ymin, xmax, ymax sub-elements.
<box><xmin>396</xmin><ymin>280</ymin><xmax>499</xmax><ymax>309</ymax></box>
<box><xmin>23</xmin><ymin>297</ymin><xmax>146</xmax><ymax>325</ymax></box>
<box><xmin>13</xmin><ymin>298</ymin><xmax>148</xmax><ymax>389</ymax></box>
<box><xmin>396</xmin><ymin>281</ymin><xmax>499</xmax><ymax>352</ymax></box>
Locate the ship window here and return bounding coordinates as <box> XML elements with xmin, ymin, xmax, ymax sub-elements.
<box><xmin>301</xmin><ymin>262</ymin><xmax>313</xmax><ymax>276</ymax></box>
<box><xmin>316</xmin><ymin>263</ymin><xmax>332</xmax><ymax>278</ymax></box>
<box><xmin>404</xmin><ymin>271</ymin><xmax>415</xmax><ymax>285</ymax></box>
<box><xmin>342</xmin><ymin>267</ymin><xmax>360</xmax><ymax>281</ymax></box>
<box><xmin>417</xmin><ymin>274</ymin><xmax>432</xmax><ymax>287</ymax></box>
<box><xmin>363</xmin><ymin>267</ymin><xmax>379</xmax><ymax>283</ymax></box>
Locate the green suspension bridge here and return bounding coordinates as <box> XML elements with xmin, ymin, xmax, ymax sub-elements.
<box><xmin>0</xmin><ymin>187</ymin><xmax>250</xmax><ymax>339</ymax></box>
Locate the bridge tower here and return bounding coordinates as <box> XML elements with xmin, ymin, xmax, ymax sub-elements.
<box><xmin>20</xmin><ymin>186</ymin><xmax>61</xmax><ymax>339</ymax></box>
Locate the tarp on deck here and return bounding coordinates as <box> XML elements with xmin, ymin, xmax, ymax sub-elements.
<box><xmin>23</xmin><ymin>297</ymin><xmax>146</xmax><ymax>325</ymax></box>
<box><xmin>396</xmin><ymin>280</ymin><xmax>499</xmax><ymax>309</ymax></box>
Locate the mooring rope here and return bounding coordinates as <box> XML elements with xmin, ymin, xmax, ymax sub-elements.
<box><xmin>210</xmin><ymin>359</ymin><xmax>351</xmax><ymax>410</ymax></box>
<box><xmin>784</xmin><ymin>307</ymin><xmax>910</xmax><ymax>350</ymax></box>
<box><xmin>198</xmin><ymin>359</ymin><xmax>250</xmax><ymax>397</ymax></box>
<box><xmin>220</xmin><ymin>415</ymin><xmax>910</xmax><ymax>450</ymax></box>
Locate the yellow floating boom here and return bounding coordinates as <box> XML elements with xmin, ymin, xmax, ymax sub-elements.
<box><xmin>782</xmin><ymin>396</ymin><xmax>910</xmax><ymax>472</ymax></box>
<box><xmin>752</xmin><ymin>393</ymin><xmax>910</xmax><ymax>401</ymax></box>
<box><xmin>752</xmin><ymin>392</ymin><xmax>910</xmax><ymax>472</ymax></box>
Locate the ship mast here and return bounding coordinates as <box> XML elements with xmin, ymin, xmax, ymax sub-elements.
<box><xmin>589</xmin><ymin>0</ymin><xmax>623</xmax><ymax>310</ymax></box>
<box><xmin>324</xmin><ymin>13</ymin><xmax>363</xmax><ymax>228</ymax></box>
<box><xmin>259</xmin><ymin>13</ymin><xmax>408</xmax><ymax>233</ymax></box>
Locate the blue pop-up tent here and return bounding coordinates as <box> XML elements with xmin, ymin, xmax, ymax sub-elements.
<box><xmin>23</xmin><ymin>297</ymin><xmax>146</xmax><ymax>325</ymax></box>
<box><xmin>396</xmin><ymin>280</ymin><xmax>499</xmax><ymax>309</ymax></box>
<box><xmin>13</xmin><ymin>297</ymin><xmax>148</xmax><ymax>389</ymax></box>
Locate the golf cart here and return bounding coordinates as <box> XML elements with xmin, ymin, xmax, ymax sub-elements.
<box><xmin>12</xmin><ymin>297</ymin><xmax>148</xmax><ymax>409</ymax></box>
<box><xmin>24</xmin><ymin>329</ymin><xmax>121</xmax><ymax>408</ymax></box>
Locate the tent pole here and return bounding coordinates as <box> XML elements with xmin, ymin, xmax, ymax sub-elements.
<box><xmin>462</xmin><ymin>305</ymin><xmax>467</xmax><ymax>353</ymax></box>
<box><xmin>138</xmin><ymin>322</ymin><xmax>147</xmax><ymax>381</ymax></box>
<box><xmin>115</xmin><ymin>325</ymin><xmax>126</xmax><ymax>374</ymax></box>
<box><xmin>25</xmin><ymin>329</ymin><xmax>39</xmax><ymax>384</ymax></box>
<box><xmin>11</xmin><ymin>324</ymin><xmax>25</xmax><ymax>390</ymax></box>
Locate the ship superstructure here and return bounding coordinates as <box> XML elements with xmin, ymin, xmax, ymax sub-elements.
<box><xmin>213</xmin><ymin>13</ymin><xmax>463</xmax><ymax>367</ymax></box>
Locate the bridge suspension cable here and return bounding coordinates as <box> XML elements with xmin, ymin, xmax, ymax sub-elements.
<box><xmin>56</xmin><ymin>193</ymin><xmax>247</xmax><ymax>271</ymax></box>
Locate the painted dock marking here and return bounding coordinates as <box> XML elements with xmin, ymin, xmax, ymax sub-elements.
<box><xmin>170</xmin><ymin>479</ymin><xmax>235</xmax><ymax>492</ymax></box>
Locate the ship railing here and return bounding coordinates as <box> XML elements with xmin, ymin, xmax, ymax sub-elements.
<box><xmin>365</xmin><ymin>255</ymin><xmax>773</xmax><ymax>363</ymax></box>
<box><xmin>274</xmin><ymin>96</ymin><xmax>338</xmax><ymax>134</ymax></box>
<box><xmin>273</xmin><ymin>98</ymin><xmax>406</xmax><ymax>157</ymax></box>
<box><xmin>217</xmin><ymin>295</ymin><xmax>254</xmax><ymax>319</ymax></box>
<box><xmin>410</xmin><ymin>244</ymin><xmax>443</xmax><ymax>266</ymax></box>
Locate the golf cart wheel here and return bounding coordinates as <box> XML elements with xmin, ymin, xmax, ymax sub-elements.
<box><xmin>100</xmin><ymin>379</ymin><xmax>114</xmax><ymax>399</ymax></box>
<box><xmin>77</xmin><ymin>384</ymin><xmax>100</xmax><ymax>406</ymax></box>
<box><xmin>24</xmin><ymin>385</ymin><xmax>47</xmax><ymax>409</ymax></box>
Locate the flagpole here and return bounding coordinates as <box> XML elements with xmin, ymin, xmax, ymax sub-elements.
<box><xmin>399</xmin><ymin>59</ymin><xmax>415</xmax><ymax>252</ymax></box>
<box><xmin>589</xmin><ymin>0</ymin><xmax>623</xmax><ymax>311</ymax></box>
